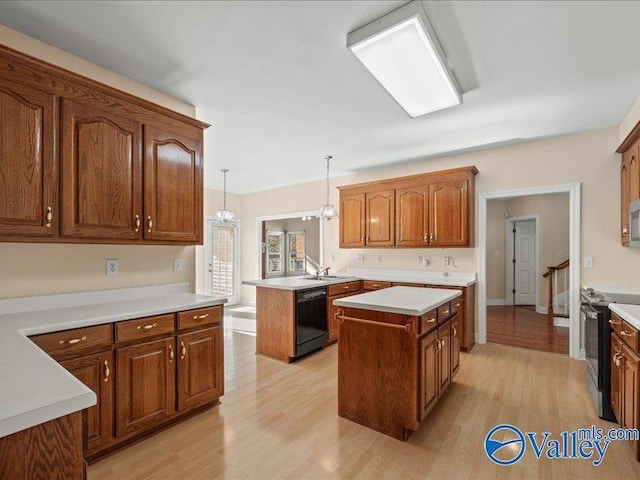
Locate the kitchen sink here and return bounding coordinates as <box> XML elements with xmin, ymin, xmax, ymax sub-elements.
<box><xmin>305</xmin><ymin>275</ymin><xmax>343</xmax><ymax>280</ymax></box>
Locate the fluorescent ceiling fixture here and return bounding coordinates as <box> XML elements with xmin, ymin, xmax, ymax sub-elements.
<box><xmin>347</xmin><ymin>1</ymin><xmax>461</xmax><ymax>118</ymax></box>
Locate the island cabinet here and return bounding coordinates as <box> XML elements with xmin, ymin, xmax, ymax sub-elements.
<box><xmin>0</xmin><ymin>44</ymin><xmax>208</xmax><ymax>245</ymax></box>
<box><xmin>338</xmin><ymin>166</ymin><xmax>477</xmax><ymax>248</ymax></box>
<box><xmin>610</xmin><ymin>312</ymin><xmax>640</xmax><ymax>460</ymax></box>
<box><xmin>336</xmin><ymin>290</ymin><xmax>461</xmax><ymax>441</ymax></box>
<box><xmin>29</xmin><ymin>304</ymin><xmax>224</xmax><ymax>463</ymax></box>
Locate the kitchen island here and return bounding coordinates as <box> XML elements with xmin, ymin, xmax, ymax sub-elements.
<box><xmin>333</xmin><ymin>286</ymin><xmax>462</xmax><ymax>440</ymax></box>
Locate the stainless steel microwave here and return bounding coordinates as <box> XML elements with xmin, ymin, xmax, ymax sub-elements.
<box><xmin>630</xmin><ymin>199</ymin><xmax>640</xmax><ymax>246</ymax></box>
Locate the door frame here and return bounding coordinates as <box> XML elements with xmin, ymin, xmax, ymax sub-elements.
<box><xmin>505</xmin><ymin>215</ymin><xmax>540</xmax><ymax>308</ymax></box>
<box><xmin>255</xmin><ymin>210</ymin><xmax>324</xmax><ymax>279</ymax></box>
<box><xmin>477</xmin><ymin>183</ymin><xmax>581</xmax><ymax>359</ymax></box>
<box><xmin>204</xmin><ymin>216</ymin><xmax>241</xmax><ymax>305</ymax></box>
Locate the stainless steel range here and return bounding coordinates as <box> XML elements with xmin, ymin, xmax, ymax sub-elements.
<box><xmin>581</xmin><ymin>286</ymin><xmax>640</xmax><ymax>422</ymax></box>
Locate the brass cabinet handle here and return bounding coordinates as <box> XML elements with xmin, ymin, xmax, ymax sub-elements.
<box><xmin>435</xmin><ymin>339</ymin><xmax>442</xmax><ymax>350</ymax></box>
<box><xmin>147</xmin><ymin>216</ymin><xmax>153</xmax><ymax>232</ymax></box>
<box><xmin>45</xmin><ymin>206</ymin><xmax>52</xmax><ymax>228</ymax></box>
<box><xmin>136</xmin><ymin>323</ymin><xmax>157</xmax><ymax>330</ymax></box>
<box><xmin>429</xmin><ymin>233</ymin><xmax>434</xmax><ymax>242</ymax></box>
<box><xmin>426</xmin><ymin>317</ymin><xmax>436</xmax><ymax>324</ymax></box>
<box><xmin>372</xmin><ymin>283</ymin><xmax>380</xmax><ymax>288</ymax></box>
<box><xmin>623</xmin><ymin>226</ymin><xmax>630</xmax><ymax>235</ymax></box>
<box><xmin>423</xmin><ymin>233</ymin><xmax>428</xmax><ymax>242</ymax></box>
<box><xmin>361</xmin><ymin>235</ymin><xmax>364</xmax><ymax>244</ymax></box>
<box><xmin>609</xmin><ymin>319</ymin><xmax>621</xmax><ymax>326</ymax></box>
<box><xmin>169</xmin><ymin>345</ymin><xmax>174</xmax><ymax>362</ymax></box>
<box><xmin>103</xmin><ymin>360</ymin><xmax>110</xmax><ymax>383</ymax></box>
<box><xmin>180</xmin><ymin>341</ymin><xmax>186</xmax><ymax>359</ymax></box>
<box><xmin>193</xmin><ymin>314</ymin><xmax>209</xmax><ymax>320</ymax></box>
<box><xmin>452</xmin><ymin>326</ymin><xmax>457</xmax><ymax>337</ymax></box>
<box><xmin>621</xmin><ymin>330</ymin><xmax>636</xmax><ymax>337</ymax></box>
<box><xmin>454</xmin><ymin>303</ymin><xmax>461</xmax><ymax>307</ymax></box>
<box><xmin>335</xmin><ymin>307</ymin><xmax>343</xmax><ymax>321</ymax></box>
<box><xmin>343</xmin><ymin>285</ymin><xmax>350</xmax><ymax>290</ymax></box>
<box><xmin>366</xmin><ymin>236</ymin><xmax>369</xmax><ymax>243</ymax></box>
<box><xmin>442</xmin><ymin>309</ymin><xmax>450</xmax><ymax>314</ymax></box>
<box><xmin>134</xmin><ymin>214</ymin><xmax>140</xmax><ymax>232</ymax></box>
<box><xmin>58</xmin><ymin>336</ymin><xmax>87</xmax><ymax>345</ymax></box>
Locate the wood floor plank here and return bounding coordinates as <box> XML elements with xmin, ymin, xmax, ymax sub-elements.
<box><xmin>88</xmin><ymin>329</ymin><xmax>639</xmax><ymax>479</ymax></box>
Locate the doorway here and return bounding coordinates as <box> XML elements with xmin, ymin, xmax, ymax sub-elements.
<box><xmin>204</xmin><ymin>217</ymin><xmax>240</xmax><ymax>305</ymax></box>
<box><xmin>478</xmin><ymin>184</ymin><xmax>580</xmax><ymax>358</ymax></box>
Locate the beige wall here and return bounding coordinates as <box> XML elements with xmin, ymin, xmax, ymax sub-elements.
<box><xmin>486</xmin><ymin>193</ymin><xmax>570</xmax><ymax>307</ymax></box>
<box><xmin>240</xmin><ymin>126</ymin><xmax>638</xmax><ymax>305</ymax></box>
<box><xmin>0</xmin><ymin>25</ymin><xmax>199</xmax><ymax>299</ymax></box>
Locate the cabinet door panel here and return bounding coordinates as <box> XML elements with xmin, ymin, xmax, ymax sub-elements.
<box><xmin>177</xmin><ymin>327</ymin><xmax>223</xmax><ymax>411</ymax></box>
<box><xmin>611</xmin><ymin>335</ymin><xmax>623</xmax><ymax>422</ymax></box>
<box><xmin>419</xmin><ymin>330</ymin><xmax>439</xmax><ymax>421</ymax></box>
<box><xmin>396</xmin><ymin>187</ymin><xmax>428</xmax><ymax>246</ymax></box>
<box><xmin>340</xmin><ymin>193</ymin><xmax>365</xmax><ymax>247</ymax></box>
<box><xmin>438</xmin><ymin>321</ymin><xmax>451</xmax><ymax>393</ymax></box>
<box><xmin>116</xmin><ymin>338</ymin><xmax>176</xmax><ymax>437</ymax></box>
<box><xmin>622</xmin><ymin>346</ymin><xmax>639</xmax><ymax>456</ymax></box>
<box><xmin>451</xmin><ymin>317</ymin><xmax>460</xmax><ymax>378</ymax></box>
<box><xmin>61</xmin><ymin>99</ymin><xmax>142</xmax><ymax>239</ymax></box>
<box><xmin>144</xmin><ymin>125</ymin><xmax>202</xmax><ymax>242</ymax></box>
<box><xmin>61</xmin><ymin>351</ymin><xmax>114</xmax><ymax>454</ymax></box>
<box><xmin>0</xmin><ymin>80</ymin><xmax>56</xmax><ymax>236</ymax></box>
<box><xmin>429</xmin><ymin>180</ymin><xmax>469</xmax><ymax>247</ymax></box>
<box><xmin>366</xmin><ymin>190</ymin><xmax>395</xmax><ymax>246</ymax></box>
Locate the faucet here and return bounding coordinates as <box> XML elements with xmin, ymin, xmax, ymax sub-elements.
<box><xmin>316</xmin><ymin>266</ymin><xmax>330</xmax><ymax>279</ymax></box>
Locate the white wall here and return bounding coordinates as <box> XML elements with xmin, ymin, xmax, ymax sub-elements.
<box><xmin>240</xmin><ymin>127</ymin><xmax>634</xmax><ymax>305</ymax></box>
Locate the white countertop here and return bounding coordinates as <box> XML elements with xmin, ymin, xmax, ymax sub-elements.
<box><xmin>609</xmin><ymin>303</ymin><xmax>640</xmax><ymax>330</ymax></box>
<box><xmin>243</xmin><ymin>276</ymin><xmax>361</xmax><ymax>291</ymax></box>
<box><xmin>345</xmin><ymin>267</ymin><xmax>476</xmax><ymax>287</ymax></box>
<box><xmin>0</xmin><ymin>283</ymin><xmax>226</xmax><ymax>439</ymax></box>
<box><xmin>333</xmin><ymin>286</ymin><xmax>462</xmax><ymax>316</ymax></box>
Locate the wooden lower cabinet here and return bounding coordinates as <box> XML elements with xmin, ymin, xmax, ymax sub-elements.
<box><xmin>177</xmin><ymin>327</ymin><xmax>224</xmax><ymax>411</ymax></box>
<box><xmin>611</xmin><ymin>334</ymin><xmax>624</xmax><ymax>422</ymax></box>
<box><xmin>419</xmin><ymin>330</ymin><xmax>439</xmax><ymax>421</ymax></box>
<box><xmin>451</xmin><ymin>316</ymin><xmax>460</xmax><ymax>377</ymax></box>
<box><xmin>61</xmin><ymin>351</ymin><xmax>114</xmax><ymax>455</ymax></box>
<box><xmin>116</xmin><ymin>338</ymin><xmax>176</xmax><ymax>437</ymax></box>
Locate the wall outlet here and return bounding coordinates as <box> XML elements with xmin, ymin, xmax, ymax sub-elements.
<box><xmin>444</xmin><ymin>256</ymin><xmax>451</xmax><ymax>266</ymax></box>
<box><xmin>106</xmin><ymin>259</ymin><xmax>119</xmax><ymax>276</ymax></box>
<box><xmin>583</xmin><ymin>257</ymin><xmax>594</xmax><ymax>268</ymax></box>
<box><xmin>376</xmin><ymin>255</ymin><xmax>382</xmax><ymax>263</ymax></box>
<box><xmin>418</xmin><ymin>256</ymin><xmax>429</xmax><ymax>266</ymax></box>
<box><xmin>355</xmin><ymin>254</ymin><xmax>364</xmax><ymax>263</ymax></box>
<box><xmin>173</xmin><ymin>258</ymin><xmax>184</xmax><ymax>273</ymax></box>
<box><xmin>418</xmin><ymin>256</ymin><xmax>423</xmax><ymax>265</ymax></box>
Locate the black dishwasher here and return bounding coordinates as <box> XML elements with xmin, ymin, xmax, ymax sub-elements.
<box><xmin>295</xmin><ymin>288</ymin><xmax>328</xmax><ymax>357</ymax></box>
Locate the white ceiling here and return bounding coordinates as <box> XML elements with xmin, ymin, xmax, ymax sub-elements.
<box><xmin>2</xmin><ymin>1</ymin><xmax>640</xmax><ymax>193</ymax></box>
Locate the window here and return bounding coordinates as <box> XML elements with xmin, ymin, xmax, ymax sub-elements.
<box><xmin>205</xmin><ymin>219</ymin><xmax>240</xmax><ymax>304</ymax></box>
<box><xmin>287</xmin><ymin>231</ymin><xmax>306</xmax><ymax>274</ymax></box>
<box><xmin>266</xmin><ymin>231</ymin><xmax>284</xmax><ymax>274</ymax></box>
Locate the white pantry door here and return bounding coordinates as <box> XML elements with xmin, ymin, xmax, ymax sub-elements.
<box><xmin>513</xmin><ymin>220</ymin><xmax>537</xmax><ymax>305</ymax></box>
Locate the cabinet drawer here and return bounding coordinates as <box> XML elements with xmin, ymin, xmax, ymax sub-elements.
<box><xmin>610</xmin><ymin>313</ymin><xmax>624</xmax><ymax>337</ymax></box>
<box><xmin>177</xmin><ymin>306</ymin><xmax>222</xmax><ymax>330</ymax></box>
<box><xmin>116</xmin><ymin>314</ymin><xmax>175</xmax><ymax>343</ymax></box>
<box><xmin>437</xmin><ymin>302</ymin><xmax>452</xmax><ymax>322</ymax></box>
<box><xmin>362</xmin><ymin>280</ymin><xmax>392</xmax><ymax>291</ymax></box>
<box><xmin>620</xmin><ymin>320</ymin><xmax>639</xmax><ymax>354</ymax></box>
<box><xmin>30</xmin><ymin>324</ymin><xmax>112</xmax><ymax>358</ymax></box>
<box><xmin>328</xmin><ymin>281</ymin><xmax>361</xmax><ymax>296</ymax></box>
<box><xmin>451</xmin><ymin>297</ymin><xmax>464</xmax><ymax>317</ymax></box>
<box><xmin>392</xmin><ymin>282</ymin><xmax>425</xmax><ymax>287</ymax></box>
<box><xmin>420</xmin><ymin>309</ymin><xmax>438</xmax><ymax>334</ymax></box>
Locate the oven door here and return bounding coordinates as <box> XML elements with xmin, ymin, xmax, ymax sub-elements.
<box><xmin>582</xmin><ymin>300</ymin><xmax>600</xmax><ymax>387</ymax></box>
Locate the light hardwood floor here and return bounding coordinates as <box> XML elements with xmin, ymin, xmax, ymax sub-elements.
<box><xmin>89</xmin><ymin>330</ymin><xmax>639</xmax><ymax>479</ymax></box>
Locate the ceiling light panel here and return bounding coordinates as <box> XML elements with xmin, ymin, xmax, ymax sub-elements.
<box><xmin>347</xmin><ymin>2</ymin><xmax>461</xmax><ymax>118</ymax></box>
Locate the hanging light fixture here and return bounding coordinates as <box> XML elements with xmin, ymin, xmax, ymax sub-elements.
<box><xmin>213</xmin><ymin>168</ymin><xmax>237</xmax><ymax>224</ymax></box>
<box><xmin>317</xmin><ymin>155</ymin><xmax>338</xmax><ymax>220</ymax></box>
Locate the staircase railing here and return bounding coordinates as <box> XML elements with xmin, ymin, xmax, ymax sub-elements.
<box><xmin>542</xmin><ymin>259</ymin><xmax>569</xmax><ymax>324</ymax></box>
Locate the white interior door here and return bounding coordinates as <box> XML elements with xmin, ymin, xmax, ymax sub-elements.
<box><xmin>514</xmin><ymin>220</ymin><xmax>537</xmax><ymax>305</ymax></box>
<box><xmin>205</xmin><ymin>219</ymin><xmax>240</xmax><ymax>305</ymax></box>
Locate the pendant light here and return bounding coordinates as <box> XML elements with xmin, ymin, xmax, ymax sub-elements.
<box><xmin>213</xmin><ymin>168</ymin><xmax>237</xmax><ymax>224</ymax></box>
<box><xmin>317</xmin><ymin>155</ymin><xmax>338</xmax><ymax>220</ymax></box>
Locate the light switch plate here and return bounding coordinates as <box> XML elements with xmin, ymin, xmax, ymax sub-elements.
<box><xmin>376</xmin><ymin>255</ymin><xmax>382</xmax><ymax>263</ymax></box>
<box><xmin>106</xmin><ymin>259</ymin><xmax>119</xmax><ymax>276</ymax></box>
<box><xmin>583</xmin><ymin>257</ymin><xmax>594</xmax><ymax>268</ymax></box>
<box><xmin>355</xmin><ymin>254</ymin><xmax>364</xmax><ymax>263</ymax></box>
<box><xmin>173</xmin><ymin>258</ymin><xmax>183</xmax><ymax>273</ymax></box>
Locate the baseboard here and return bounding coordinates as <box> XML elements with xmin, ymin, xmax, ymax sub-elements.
<box><xmin>487</xmin><ymin>299</ymin><xmax>508</xmax><ymax>306</ymax></box>
<box><xmin>579</xmin><ymin>348</ymin><xmax>586</xmax><ymax>361</ymax></box>
<box><xmin>536</xmin><ymin>305</ymin><xmax>548</xmax><ymax>315</ymax></box>
<box><xmin>553</xmin><ymin>316</ymin><xmax>570</xmax><ymax>328</ymax></box>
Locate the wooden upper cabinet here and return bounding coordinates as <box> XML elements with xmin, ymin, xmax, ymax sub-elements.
<box><xmin>396</xmin><ymin>186</ymin><xmax>428</xmax><ymax>246</ymax></box>
<box><xmin>143</xmin><ymin>124</ymin><xmax>203</xmax><ymax>243</ymax></box>
<box><xmin>365</xmin><ymin>190</ymin><xmax>395</xmax><ymax>246</ymax></box>
<box><xmin>429</xmin><ymin>179</ymin><xmax>469</xmax><ymax>247</ymax></box>
<box><xmin>0</xmin><ymin>79</ymin><xmax>56</xmax><ymax>237</ymax></box>
<box><xmin>340</xmin><ymin>192</ymin><xmax>365</xmax><ymax>247</ymax></box>
<box><xmin>61</xmin><ymin>99</ymin><xmax>142</xmax><ymax>239</ymax></box>
<box><xmin>621</xmin><ymin>142</ymin><xmax>639</xmax><ymax>246</ymax></box>
<box><xmin>339</xmin><ymin>166</ymin><xmax>476</xmax><ymax>248</ymax></box>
